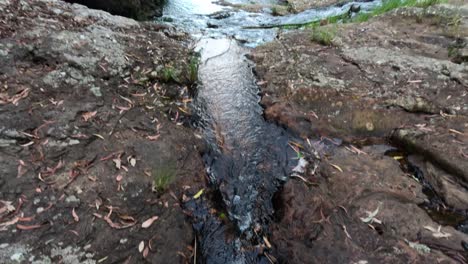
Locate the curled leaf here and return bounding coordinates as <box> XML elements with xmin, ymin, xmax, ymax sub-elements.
<box><xmin>72</xmin><ymin>208</ymin><xmax>79</xmax><ymax>222</ymax></box>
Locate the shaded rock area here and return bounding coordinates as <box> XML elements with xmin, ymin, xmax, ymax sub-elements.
<box><xmin>0</xmin><ymin>0</ymin><xmax>206</xmax><ymax>263</ymax></box>
<box><xmin>62</xmin><ymin>0</ymin><xmax>165</xmax><ymax>20</ymax></box>
<box><xmin>253</xmin><ymin>1</ymin><xmax>468</xmax><ymax>262</ymax></box>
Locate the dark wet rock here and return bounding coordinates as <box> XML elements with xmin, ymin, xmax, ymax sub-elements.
<box><xmin>270</xmin><ymin>145</ymin><xmax>465</xmax><ymax>262</ymax></box>
<box><xmin>392</xmin><ymin>123</ymin><xmax>468</xmax><ymax>184</ymax></box>
<box><xmin>409</xmin><ymin>155</ymin><xmax>468</xmax><ymax>210</ymax></box>
<box><xmin>63</xmin><ymin>0</ymin><xmax>165</xmax><ymax>20</ymax></box>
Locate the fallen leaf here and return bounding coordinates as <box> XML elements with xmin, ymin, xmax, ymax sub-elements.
<box><xmin>292</xmin><ymin>157</ymin><xmax>308</xmax><ymax>174</ymax></box>
<box><xmin>113</xmin><ymin>158</ymin><xmax>122</xmax><ymax>170</ymax></box>
<box><xmin>20</xmin><ymin>141</ymin><xmax>34</xmax><ymax>147</ymax></box>
<box><xmin>0</xmin><ymin>200</ymin><xmax>15</xmax><ymax>214</ymax></box>
<box><xmin>360</xmin><ymin>202</ymin><xmax>382</xmax><ymax>224</ymax></box>
<box><xmin>16</xmin><ymin>223</ymin><xmax>43</xmax><ymax>230</ymax></box>
<box><xmin>0</xmin><ymin>217</ymin><xmax>19</xmax><ymax>228</ymax></box>
<box><xmin>102</xmin><ymin>215</ymin><xmax>135</xmax><ymax>229</ymax></box>
<box><xmin>116</xmin><ymin>174</ymin><xmax>123</xmax><ymax>182</ymax></box>
<box><xmin>119</xmin><ymin>95</ymin><xmax>134</xmax><ymax>105</ymax></box>
<box><xmin>97</xmin><ymin>256</ymin><xmax>108</xmax><ymax>263</ymax></box>
<box><xmin>342</xmin><ymin>225</ymin><xmax>352</xmax><ymax>239</ymax></box>
<box><xmin>82</xmin><ymin>111</ymin><xmax>97</xmax><ymax>122</ymax></box>
<box><xmin>130</xmin><ymin>158</ymin><xmax>136</xmax><ymax>167</ymax></box>
<box><xmin>193</xmin><ymin>189</ymin><xmax>204</xmax><ymax>199</ymax></box>
<box><xmin>449</xmin><ymin>129</ymin><xmax>464</xmax><ymax>135</ymax></box>
<box><xmin>72</xmin><ymin>208</ymin><xmax>79</xmax><ymax>222</ymax></box>
<box><xmin>424</xmin><ymin>225</ymin><xmax>452</xmax><ymax>238</ymax></box>
<box><xmin>69</xmin><ymin>230</ymin><xmax>79</xmax><ymax>237</ymax></box>
<box><xmin>141</xmin><ymin>216</ymin><xmax>159</xmax><ymax>228</ymax></box>
<box><xmin>119</xmin><ymin>214</ymin><xmax>136</xmax><ymax>222</ymax></box>
<box><xmin>330</xmin><ymin>163</ymin><xmax>343</xmax><ymax>173</ymax></box>
<box><xmin>93</xmin><ymin>134</ymin><xmax>105</xmax><ymax>140</ymax></box>
<box><xmin>143</xmin><ymin>247</ymin><xmax>149</xmax><ymax>258</ymax></box>
<box><xmin>138</xmin><ymin>241</ymin><xmax>145</xmax><ymax>253</ymax></box>
<box><xmin>146</xmin><ymin>134</ymin><xmax>160</xmax><ymax>141</ymax></box>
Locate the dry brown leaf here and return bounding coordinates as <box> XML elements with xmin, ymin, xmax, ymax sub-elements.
<box><xmin>82</xmin><ymin>111</ymin><xmax>97</xmax><ymax>122</ymax></box>
<box><xmin>143</xmin><ymin>247</ymin><xmax>149</xmax><ymax>258</ymax></box>
<box><xmin>118</xmin><ymin>214</ymin><xmax>136</xmax><ymax>222</ymax></box>
<box><xmin>0</xmin><ymin>217</ymin><xmax>19</xmax><ymax>229</ymax></box>
<box><xmin>1</xmin><ymin>88</ymin><xmax>31</xmax><ymax>106</ymax></box>
<box><xmin>72</xmin><ymin>208</ymin><xmax>79</xmax><ymax>222</ymax></box>
<box><xmin>141</xmin><ymin>216</ymin><xmax>159</xmax><ymax>229</ymax></box>
<box><xmin>146</xmin><ymin>134</ymin><xmax>160</xmax><ymax>141</ymax></box>
<box><xmin>116</xmin><ymin>175</ymin><xmax>123</xmax><ymax>182</ymax></box>
<box><xmin>16</xmin><ymin>223</ymin><xmax>43</xmax><ymax>230</ymax></box>
<box><xmin>0</xmin><ymin>200</ymin><xmax>15</xmax><ymax>215</ymax></box>
<box><xmin>103</xmin><ymin>215</ymin><xmax>135</xmax><ymax>229</ymax></box>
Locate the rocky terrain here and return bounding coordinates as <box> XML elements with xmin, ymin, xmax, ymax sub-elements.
<box><xmin>253</xmin><ymin>0</ymin><xmax>468</xmax><ymax>262</ymax></box>
<box><xmin>1</xmin><ymin>0</ymin><xmax>468</xmax><ymax>263</ymax></box>
<box><xmin>0</xmin><ymin>0</ymin><xmax>206</xmax><ymax>263</ymax></box>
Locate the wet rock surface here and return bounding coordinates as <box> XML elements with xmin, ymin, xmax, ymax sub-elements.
<box><xmin>0</xmin><ymin>0</ymin><xmax>206</xmax><ymax>263</ymax></box>
<box><xmin>253</xmin><ymin>1</ymin><xmax>468</xmax><ymax>262</ymax></box>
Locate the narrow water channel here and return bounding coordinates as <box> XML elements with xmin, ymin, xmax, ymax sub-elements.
<box><xmin>160</xmin><ymin>0</ymin><xmax>381</xmax><ymax>262</ymax></box>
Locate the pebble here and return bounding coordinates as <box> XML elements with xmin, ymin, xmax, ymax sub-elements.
<box><xmin>0</xmin><ymin>243</ymin><xmax>9</xmax><ymax>249</ymax></box>
<box><xmin>65</xmin><ymin>195</ymin><xmax>80</xmax><ymax>204</ymax></box>
<box><xmin>10</xmin><ymin>252</ymin><xmax>24</xmax><ymax>262</ymax></box>
<box><xmin>89</xmin><ymin>86</ymin><xmax>102</xmax><ymax>97</ymax></box>
<box><xmin>119</xmin><ymin>238</ymin><xmax>128</xmax><ymax>244</ymax></box>
<box><xmin>36</xmin><ymin>207</ymin><xmax>44</xmax><ymax>214</ymax></box>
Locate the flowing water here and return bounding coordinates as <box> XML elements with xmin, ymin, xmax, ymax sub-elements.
<box><xmin>160</xmin><ymin>0</ymin><xmax>381</xmax><ymax>262</ymax></box>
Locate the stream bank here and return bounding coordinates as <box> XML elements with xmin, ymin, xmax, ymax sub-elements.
<box><xmin>252</xmin><ymin>1</ymin><xmax>468</xmax><ymax>262</ymax></box>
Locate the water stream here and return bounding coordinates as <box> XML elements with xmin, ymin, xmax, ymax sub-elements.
<box><xmin>160</xmin><ymin>0</ymin><xmax>381</xmax><ymax>262</ymax></box>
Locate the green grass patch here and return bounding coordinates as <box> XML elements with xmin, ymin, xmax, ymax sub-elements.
<box><xmin>351</xmin><ymin>0</ymin><xmax>447</xmax><ymax>23</ymax></box>
<box><xmin>161</xmin><ymin>66</ymin><xmax>179</xmax><ymax>83</ymax></box>
<box><xmin>310</xmin><ymin>26</ymin><xmax>337</xmax><ymax>46</ymax></box>
<box><xmin>188</xmin><ymin>54</ymin><xmax>200</xmax><ymax>84</ymax></box>
<box><xmin>152</xmin><ymin>165</ymin><xmax>176</xmax><ymax>193</ymax></box>
<box><xmin>301</xmin><ymin>0</ymin><xmax>446</xmax><ymax>45</ymax></box>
